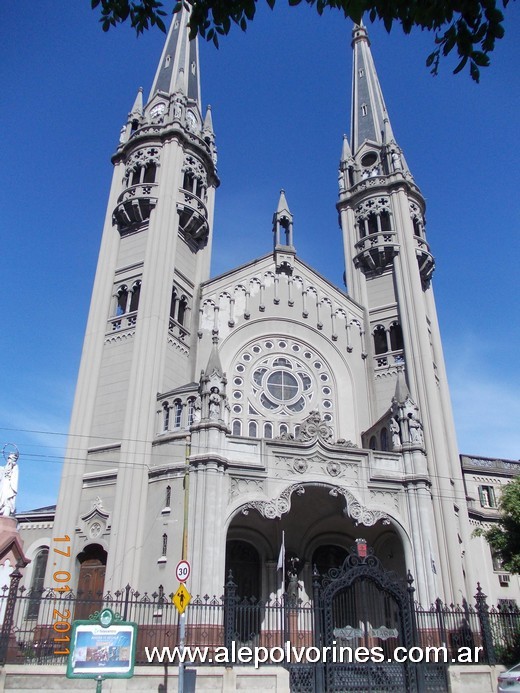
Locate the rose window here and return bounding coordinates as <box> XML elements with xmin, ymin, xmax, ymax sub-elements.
<box><xmin>230</xmin><ymin>338</ymin><xmax>334</xmax><ymax>438</ymax></box>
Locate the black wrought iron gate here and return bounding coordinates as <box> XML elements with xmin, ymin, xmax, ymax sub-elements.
<box><xmin>289</xmin><ymin>545</ymin><xmax>448</xmax><ymax>693</ymax></box>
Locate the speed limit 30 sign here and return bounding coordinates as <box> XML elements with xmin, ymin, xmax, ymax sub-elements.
<box><xmin>176</xmin><ymin>560</ymin><xmax>191</xmax><ymax>583</ymax></box>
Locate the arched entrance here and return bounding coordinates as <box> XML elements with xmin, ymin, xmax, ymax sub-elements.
<box><xmin>75</xmin><ymin>544</ymin><xmax>107</xmax><ymax>620</ymax></box>
<box><xmin>307</xmin><ymin>542</ymin><xmax>448</xmax><ymax>693</ymax></box>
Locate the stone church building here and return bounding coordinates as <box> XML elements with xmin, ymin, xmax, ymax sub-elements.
<box><xmin>21</xmin><ymin>13</ymin><xmax>517</xmax><ymax>615</ymax></box>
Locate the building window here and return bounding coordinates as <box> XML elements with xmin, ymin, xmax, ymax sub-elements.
<box><xmin>174</xmin><ymin>400</ymin><xmax>182</xmax><ymax>428</ymax></box>
<box><xmin>177</xmin><ymin>297</ymin><xmax>188</xmax><ymax>326</ymax></box>
<box><xmin>232</xmin><ymin>420</ymin><xmax>242</xmax><ymax>436</ymax></box>
<box><xmin>373</xmin><ymin>325</ymin><xmax>388</xmax><ymax>355</ymax></box>
<box><xmin>380</xmin><ymin>427</ymin><xmax>388</xmax><ymax>451</ymax></box>
<box><xmin>187</xmin><ymin>399</ymin><xmax>195</xmax><ymax>427</ymax></box>
<box><xmin>25</xmin><ymin>548</ymin><xmax>49</xmax><ymax>620</ymax></box>
<box><xmin>479</xmin><ymin>485</ymin><xmax>496</xmax><ymax>508</ymax></box>
<box><xmin>369</xmin><ymin>436</ymin><xmax>377</xmax><ymax>450</ymax></box>
<box><xmin>491</xmin><ymin>549</ymin><xmax>504</xmax><ymax>572</ymax></box>
<box><xmin>162</xmin><ymin>534</ymin><xmax>168</xmax><ymax>557</ymax></box>
<box><xmin>248</xmin><ymin>421</ymin><xmax>258</xmax><ymax>437</ymax></box>
<box><xmin>389</xmin><ymin>323</ymin><xmax>404</xmax><ymax>351</ymax></box>
<box><xmin>129</xmin><ymin>281</ymin><xmax>141</xmax><ymax>312</ymax></box>
<box><xmin>165</xmin><ymin>485</ymin><xmax>171</xmax><ymax>508</ymax></box>
<box><xmin>498</xmin><ymin>599</ymin><xmax>518</xmax><ymax>611</ymax></box>
<box><xmin>115</xmin><ymin>285</ymin><xmax>129</xmax><ymax>315</ymax></box>
<box><xmin>361</xmin><ymin>104</ymin><xmax>368</xmax><ymax>117</ymax></box>
<box><xmin>163</xmin><ymin>402</ymin><xmax>170</xmax><ymax>431</ymax></box>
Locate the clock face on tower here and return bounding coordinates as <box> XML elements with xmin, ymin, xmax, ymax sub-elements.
<box><xmin>150</xmin><ymin>103</ymin><xmax>165</xmax><ymax>118</ymax></box>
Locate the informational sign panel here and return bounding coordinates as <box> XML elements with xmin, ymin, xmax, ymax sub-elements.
<box><xmin>67</xmin><ymin>609</ymin><xmax>137</xmax><ymax>679</ymax></box>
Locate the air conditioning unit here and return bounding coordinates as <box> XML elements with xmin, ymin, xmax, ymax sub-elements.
<box><xmin>499</xmin><ymin>574</ymin><xmax>510</xmax><ymax>586</ymax></box>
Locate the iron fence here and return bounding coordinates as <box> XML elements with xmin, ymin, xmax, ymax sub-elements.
<box><xmin>0</xmin><ymin>574</ymin><xmax>518</xmax><ymax>667</ymax></box>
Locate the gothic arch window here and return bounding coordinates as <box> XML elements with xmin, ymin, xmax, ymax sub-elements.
<box><xmin>165</xmin><ymin>485</ymin><xmax>171</xmax><ymax>509</ymax></box>
<box><xmin>367</xmin><ymin>212</ymin><xmax>378</xmax><ymax>235</ymax></box>
<box><xmin>169</xmin><ymin>285</ymin><xmax>191</xmax><ymax>333</ymax></box>
<box><xmin>187</xmin><ymin>398</ymin><xmax>195</xmax><ymax>427</ymax></box>
<box><xmin>25</xmin><ymin>547</ymin><xmax>49</xmax><ymax>620</ymax></box>
<box><xmin>248</xmin><ymin>421</ymin><xmax>258</xmax><ymax>437</ymax></box>
<box><xmin>115</xmin><ymin>285</ymin><xmax>129</xmax><ymax>316</ymax></box>
<box><xmin>162</xmin><ymin>402</ymin><xmax>170</xmax><ymax>431</ymax></box>
<box><xmin>183</xmin><ymin>171</ymin><xmax>195</xmax><ymax>191</ymax></box>
<box><xmin>369</xmin><ymin>436</ymin><xmax>377</xmax><ymax>450</ymax></box>
<box><xmin>264</xmin><ymin>422</ymin><xmax>273</xmax><ymax>439</ymax></box>
<box><xmin>129</xmin><ymin>281</ymin><xmax>141</xmax><ymax>312</ymax></box>
<box><xmin>177</xmin><ymin>296</ymin><xmax>188</xmax><ymax>326</ymax></box>
<box><xmin>279</xmin><ymin>423</ymin><xmax>289</xmax><ymax>437</ymax></box>
<box><xmin>170</xmin><ymin>287</ymin><xmax>178</xmax><ymax>321</ymax></box>
<box><xmin>380</xmin><ymin>210</ymin><xmax>392</xmax><ymax>232</ymax></box>
<box><xmin>380</xmin><ymin>427</ymin><xmax>389</xmax><ymax>451</ymax></box>
<box><xmin>232</xmin><ymin>420</ymin><xmax>242</xmax><ymax>436</ymax></box>
<box><xmin>173</xmin><ymin>400</ymin><xmax>182</xmax><ymax>428</ymax></box>
<box><xmin>143</xmin><ymin>163</ymin><xmax>157</xmax><ymax>184</ymax></box>
<box><xmin>373</xmin><ymin>325</ymin><xmax>388</xmax><ymax>355</ymax></box>
<box><xmin>389</xmin><ymin>322</ymin><xmax>404</xmax><ymax>351</ymax></box>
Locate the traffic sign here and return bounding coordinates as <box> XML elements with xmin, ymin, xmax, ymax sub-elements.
<box><xmin>176</xmin><ymin>559</ymin><xmax>191</xmax><ymax>583</ymax></box>
<box><xmin>172</xmin><ymin>583</ymin><xmax>191</xmax><ymax>614</ymax></box>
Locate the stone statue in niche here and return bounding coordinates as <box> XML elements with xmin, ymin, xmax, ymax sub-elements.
<box><xmin>192</xmin><ymin>396</ymin><xmax>202</xmax><ymax>423</ymax></box>
<box><xmin>208</xmin><ymin>389</ymin><xmax>221</xmax><ymax>420</ymax></box>
<box><xmin>408</xmin><ymin>411</ymin><xmax>424</xmax><ymax>445</ymax></box>
<box><xmin>391</xmin><ymin>150</ymin><xmax>403</xmax><ymax>171</ymax></box>
<box><xmin>0</xmin><ymin>448</ymin><xmax>19</xmax><ymax>517</ymax></box>
<box><xmin>389</xmin><ymin>417</ymin><xmax>401</xmax><ymax>448</ymax></box>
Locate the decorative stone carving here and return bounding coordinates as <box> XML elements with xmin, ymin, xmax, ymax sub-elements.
<box><xmin>229</xmin><ymin>477</ymin><xmax>264</xmax><ymax>500</ymax></box>
<box><xmin>336</xmin><ymin>439</ymin><xmax>358</xmax><ymax>448</ymax></box>
<box><xmin>292</xmin><ymin>458</ymin><xmax>308</xmax><ymax>474</ymax></box>
<box><xmin>329</xmin><ymin>487</ymin><xmax>390</xmax><ymax>527</ymax></box>
<box><xmin>241</xmin><ymin>484</ymin><xmax>305</xmax><ymax>519</ymax></box>
<box><xmin>326</xmin><ymin>461</ymin><xmax>342</xmax><ymax>477</ymax></box>
<box><xmin>298</xmin><ymin>410</ymin><xmax>333</xmax><ymax>443</ymax></box>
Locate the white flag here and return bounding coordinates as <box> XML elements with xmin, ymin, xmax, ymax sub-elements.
<box><xmin>277</xmin><ymin>531</ymin><xmax>285</xmax><ymax>571</ymax></box>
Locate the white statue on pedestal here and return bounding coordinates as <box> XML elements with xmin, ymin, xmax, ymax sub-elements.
<box><xmin>0</xmin><ymin>449</ymin><xmax>19</xmax><ymax>517</ymax></box>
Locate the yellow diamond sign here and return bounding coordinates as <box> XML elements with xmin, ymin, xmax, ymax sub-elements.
<box><xmin>172</xmin><ymin>583</ymin><xmax>191</xmax><ymax>614</ymax></box>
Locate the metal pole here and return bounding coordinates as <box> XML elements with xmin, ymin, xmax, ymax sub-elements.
<box><xmin>95</xmin><ymin>675</ymin><xmax>104</xmax><ymax>693</ymax></box>
<box><xmin>181</xmin><ymin>435</ymin><xmax>191</xmax><ymax>561</ymax></box>
<box><xmin>179</xmin><ymin>435</ymin><xmax>191</xmax><ymax>693</ymax></box>
<box><xmin>178</xmin><ymin>612</ymin><xmax>186</xmax><ymax>693</ymax></box>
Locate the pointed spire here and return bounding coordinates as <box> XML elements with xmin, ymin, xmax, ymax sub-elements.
<box><xmin>148</xmin><ymin>8</ymin><xmax>201</xmax><ymax>110</ymax></box>
<box><xmin>206</xmin><ymin>335</ymin><xmax>223</xmax><ymax>379</ymax></box>
<box><xmin>350</xmin><ymin>23</ymin><xmax>391</xmax><ymax>154</ymax></box>
<box><xmin>203</xmin><ymin>105</ymin><xmax>214</xmax><ymax>134</ymax></box>
<box><xmin>393</xmin><ymin>370</ymin><xmax>410</xmax><ymax>405</ymax></box>
<box><xmin>276</xmin><ymin>189</ymin><xmax>292</xmax><ymax>218</ymax></box>
<box><xmin>341</xmin><ymin>134</ymin><xmax>353</xmax><ymax>162</ymax></box>
<box><xmin>130</xmin><ymin>87</ymin><xmax>143</xmax><ymax>118</ymax></box>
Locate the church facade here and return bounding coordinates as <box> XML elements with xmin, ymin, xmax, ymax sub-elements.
<box><xmin>36</xmin><ymin>13</ymin><xmax>517</xmax><ymax>614</ymax></box>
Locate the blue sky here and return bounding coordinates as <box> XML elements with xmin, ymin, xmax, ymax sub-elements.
<box><xmin>1</xmin><ymin>2</ymin><xmax>519</xmax><ymax>511</ymax></box>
